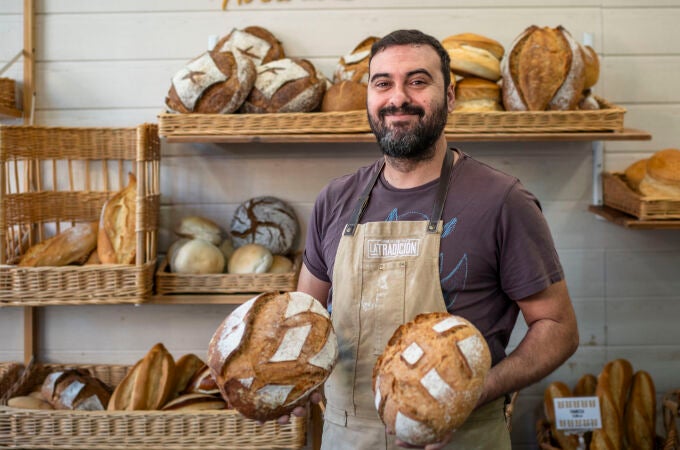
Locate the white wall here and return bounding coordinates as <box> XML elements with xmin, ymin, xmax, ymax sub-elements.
<box><xmin>2</xmin><ymin>1</ymin><xmax>680</xmax><ymax>448</ymax></box>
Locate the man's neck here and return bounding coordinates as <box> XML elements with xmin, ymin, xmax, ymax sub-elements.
<box><xmin>382</xmin><ymin>139</ymin><xmax>454</xmax><ymax>189</ymax></box>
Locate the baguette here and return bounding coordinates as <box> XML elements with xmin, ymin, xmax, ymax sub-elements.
<box><xmin>97</xmin><ymin>172</ymin><xmax>137</xmax><ymax>264</ymax></box>
<box><xmin>573</xmin><ymin>373</ymin><xmax>598</xmax><ymax>397</ymax></box>
<box><xmin>18</xmin><ymin>222</ymin><xmax>98</xmax><ymax>267</ymax></box>
<box><xmin>171</xmin><ymin>353</ymin><xmax>205</xmax><ymax>399</ymax></box>
<box><xmin>624</xmin><ymin>370</ymin><xmax>656</xmax><ymax>450</ymax></box>
<box><xmin>594</xmin><ymin>370</ymin><xmax>624</xmax><ymax>450</ymax></box>
<box><xmin>602</xmin><ymin>359</ymin><xmax>633</xmax><ymax>416</ymax></box>
<box><xmin>161</xmin><ymin>393</ymin><xmax>226</xmax><ymax>411</ymax></box>
<box><xmin>543</xmin><ymin>381</ymin><xmax>579</xmax><ymax>450</ymax></box>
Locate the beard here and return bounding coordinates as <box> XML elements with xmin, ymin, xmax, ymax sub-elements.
<box><xmin>368</xmin><ymin>98</ymin><xmax>448</xmax><ymax>161</ymax></box>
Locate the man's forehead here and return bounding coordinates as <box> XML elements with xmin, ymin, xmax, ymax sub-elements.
<box><xmin>370</xmin><ymin>44</ymin><xmax>440</xmax><ymax>77</ymax></box>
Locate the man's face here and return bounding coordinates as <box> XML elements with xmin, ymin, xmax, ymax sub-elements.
<box><xmin>367</xmin><ymin>44</ymin><xmax>454</xmax><ymax>161</ymax></box>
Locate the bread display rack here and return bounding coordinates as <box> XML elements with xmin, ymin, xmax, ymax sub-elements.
<box><xmin>0</xmin><ymin>124</ymin><xmax>160</xmax><ymax>306</ymax></box>
<box><xmin>0</xmin><ymin>362</ymin><xmax>305</xmax><ymax>450</ymax></box>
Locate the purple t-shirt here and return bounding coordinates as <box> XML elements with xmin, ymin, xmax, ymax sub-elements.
<box><xmin>303</xmin><ymin>150</ymin><xmax>564</xmax><ymax>365</ymax></box>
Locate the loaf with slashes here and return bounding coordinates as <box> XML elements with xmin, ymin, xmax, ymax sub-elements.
<box><xmin>207</xmin><ymin>291</ymin><xmax>338</xmax><ymax>421</ymax></box>
<box><xmin>373</xmin><ymin>312</ymin><xmax>491</xmax><ymax>446</ymax></box>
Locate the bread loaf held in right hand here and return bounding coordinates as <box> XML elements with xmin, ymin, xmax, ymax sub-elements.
<box><xmin>373</xmin><ymin>312</ymin><xmax>491</xmax><ymax>447</ymax></box>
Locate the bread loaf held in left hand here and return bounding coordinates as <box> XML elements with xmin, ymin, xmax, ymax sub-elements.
<box><xmin>207</xmin><ymin>291</ymin><xmax>338</xmax><ymax>421</ymax></box>
<box><xmin>97</xmin><ymin>172</ymin><xmax>137</xmax><ymax>264</ymax></box>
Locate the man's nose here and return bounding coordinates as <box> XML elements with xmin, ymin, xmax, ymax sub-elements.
<box><xmin>388</xmin><ymin>84</ymin><xmax>411</xmax><ymax>108</ymax></box>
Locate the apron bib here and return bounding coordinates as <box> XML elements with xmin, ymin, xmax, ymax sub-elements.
<box><xmin>321</xmin><ymin>150</ymin><xmax>511</xmax><ymax>450</ymax></box>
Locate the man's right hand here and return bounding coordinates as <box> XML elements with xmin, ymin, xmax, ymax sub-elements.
<box><xmin>277</xmin><ymin>391</ymin><xmax>324</xmax><ymax>425</ymax></box>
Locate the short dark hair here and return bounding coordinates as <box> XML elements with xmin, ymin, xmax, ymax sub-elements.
<box><xmin>369</xmin><ymin>29</ymin><xmax>451</xmax><ymax>90</ymax></box>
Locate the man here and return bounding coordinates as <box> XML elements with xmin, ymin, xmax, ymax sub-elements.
<box><xmin>294</xmin><ymin>29</ymin><xmax>579</xmax><ymax>449</ymax></box>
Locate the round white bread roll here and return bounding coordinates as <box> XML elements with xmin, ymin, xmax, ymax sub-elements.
<box><xmin>268</xmin><ymin>254</ymin><xmax>294</xmax><ymax>273</ymax></box>
<box><xmin>373</xmin><ymin>312</ymin><xmax>491</xmax><ymax>446</ymax></box>
<box><xmin>219</xmin><ymin>238</ymin><xmax>235</xmax><ymax>266</ymax></box>
<box><xmin>167</xmin><ymin>238</ymin><xmax>190</xmax><ymax>269</ymax></box>
<box><xmin>454</xmin><ymin>77</ymin><xmax>502</xmax><ymax>112</ymax></box>
<box><xmin>207</xmin><ymin>291</ymin><xmax>338</xmax><ymax>421</ymax></box>
<box><xmin>175</xmin><ymin>216</ymin><xmax>223</xmax><ymax>246</ymax></box>
<box><xmin>442</xmin><ymin>33</ymin><xmax>504</xmax><ymax>82</ymax></box>
<box><xmin>639</xmin><ymin>148</ymin><xmax>680</xmax><ymax>198</ymax></box>
<box><xmin>228</xmin><ymin>243</ymin><xmax>273</xmax><ymax>274</ymax></box>
<box><xmin>171</xmin><ymin>239</ymin><xmax>225</xmax><ymax>274</ymax></box>
<box><xmin>230</xmin><ymin>196</ymin><xmax>299</xmax><ymax>255</ymax></box>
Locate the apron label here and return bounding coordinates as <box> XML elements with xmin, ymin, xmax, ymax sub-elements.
<box><xmin>366</xmin><ymin>239</ymin><xmax>421</xmax><ymax>258</ymax></box>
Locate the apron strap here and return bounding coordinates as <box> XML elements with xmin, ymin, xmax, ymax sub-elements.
<box><xmin>344</xmin><ymin>159</ymin><xmax>385</xmax><ymax>236</ymax></box>
<box><xmin>427</xmin><ymin>148</ymin><xmax>455</xmax><ymax>233</ymax></box>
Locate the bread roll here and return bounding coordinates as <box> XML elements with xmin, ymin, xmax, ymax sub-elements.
<box><xmin>227</xmin><ymin>243</ymin><xmax>273</xmax><ymax>274</ymax></box>
<box><xmin>543</xmin><ymin>381</ymin><xmax>579</xmax><ymax>450</ymax></box>
<box><xmin>207</xmin><ymin>291</ymin><xmax>337</xmax><ymax>421</ymax></box>
<box><xmin>581</xmin><ymin>45</ymin><xmax>600</xmax><ymax>89</ymax></box>
<box><xmin>240</xmin><ymin>58</ymin><xmax>326</xmax><ymax>113</ymax></box>
<box><xmin>321</xmin><ymin>80</ymin><xmax>367</xmax><ymax>112</ymax></box>
<box><xmin>108</xmin><ymin>343</ymin><xmax>175</xmax><ymax>411</ymax></box>
<box><xmin>639</xmin><ymin>148</ymin><xmax>680</xmax><ymax>198</ymax></box>
<box><xmin>8</xmin><ymin>395</ymin><xmax>54</xmax><ymax>410</ymax></box>
<box><xmin>624</xmin><ymin>370</ymin><xmax>656</xmax><ymax>450</ymax></box>
<box><xmin>165</xmin><ymin>50</ymin><xmax>256</xmax><ymax>114</ymax></box>
<box><xmin>161</xmin><ymin>393</ymin><xmax>227</xmax><ymax>411</ymax></box>
<box><xmin>268</xmin><ymin>254</ymin><xmax>294</xmax><ymax>273</ymax></box>
<box><xmin>624</xmin><ymin>159</ymin><xmax>648</xmax><ymax>193</ymax></box>
<box><xmin>454</xmin><ymin>77</ymin><xmax>503</xmax><ymax>112</ymax></box>
<box><xmin>579</xmin><ymin>89</ymin><xmax>600</xmax><ymax>110</ymax></box>
<box><xmin>182</xmin><ymin>364</ymin><xmax>220</xmax><ymax>395</ymax></box>
<box><xmin>213</xmin><ymin>26</ymin><xmax>285</xmax><ymax>67</ymax></box>
<box><xmin>573</xmin><ymin>373</ymin><xmax>597</xmax><ymax>397</ymax></box>
<box><xmin>171</xmin><ymin>239</ymin><xmax>225</xmax><ymax>274</ymax></box>
<box><xmin>175</xmin><ymin>216</ymin><xmax>223</xmax><ymax>246</ymax></box>
<box><xmin>171</xmin><ymin>353</ymin><xmax>206</xmax><ymax>399</ymax></box>
<box><xmin>18</xmin><ymin>222</ymin><xmax>98</xmax><ymax>267</ymax></box>
<box><xmin>373</xmin><ymin>313</ymin><xmax>490</xmax><ymax>446</ymax></box>
<box><xmin>442</xmin><ymin>33</ymin><xmax>505</xmax><ymax>60</ymax></box>
<box><xmin>219</xmin><ymin>238</ymin><xmax>235</xmax><ymax>265</ymax></box>
<box><xmin>442</xmin><ymin>33</ymin><xmax>503</xmax><ymax>82</ymax></box>
<box><xmin>41</xmin><ymin>369</ymin><xmax>112</xmax><ymax>411</ymax></box>
<box><xmin>97</xmin><ymin>172</ymin><xmax>137</xmax><ymax>264</ymax></box>
<box><xmin>230</xmin><ymin>196</ymin><xmax>299</xmax><ymax>255</ymax></box>
<box><xmin>333</xmin><ymin>36</ymin><xmax>380</xmax><ymax>85</ymax></box>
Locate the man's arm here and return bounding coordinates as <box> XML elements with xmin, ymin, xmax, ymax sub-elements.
<box><xmin>478</xmin><ymin>279</ymin><xmax>579</xmax><ymax>406</ymax></box>
<box><xmin>297</xmin><ymin>264</ymin><xmax>331</xmax><ymax>306</ymax></box>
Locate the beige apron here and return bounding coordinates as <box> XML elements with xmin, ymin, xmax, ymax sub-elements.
<box><xmin>322</xmin><ymin>150</ymin><xmax>511</xmax><ymax>450</ymax></box>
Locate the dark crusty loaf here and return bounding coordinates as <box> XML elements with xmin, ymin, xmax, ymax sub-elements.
<box><xmin>230</xmin><ymin>196</ymin><xmax>299</xmax><ymax>255</ymax></box>
<box><xmin>373</xmin><ymin>312</ymin><xmax>491</xmax><ymax>447</ymax></box>
<box><xmin>41</xmin><ymin>369</ymin><xmax>112</xmax><ymax>411</ymax></box>
<box><xmin>207</xmin><ymin>291</ymin><xmax>337</xmax><ymax>421</ymax></box>
<box><xmin>213</xmin><ymin>26</ymin><xmax>285</xmax><ymax>67</ymax></box>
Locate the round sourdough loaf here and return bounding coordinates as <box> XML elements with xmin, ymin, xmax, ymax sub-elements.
<box><xmin>321</xmin><ymin>80</ymin><xmax>367</xmax><ymax>112</ymax></box>
<box><xmin>228</xmin><ymin>243</ymin><xmax>273</xmax><ymax>274</ymax></box>
<box><xmin>165</xmin><ymin>50</ymin><xmax>256</xmax><ymax>114</ymax></box>
<box><xmin>171</xmin><ymin>239</ymin><xmax>225</xmax><ymax>274</ymax></box>
<box><xmin>230</xmin><ymin>196</ymin><xmax>299</xmax><ymax>255</ymax></box>
<box><xmin>240</xmin><ymin>58</ymin><xmax>326</xmax><ymax>113</ymax></box>
<box><xmin>333</xmin><ymin>36</ymin><xmax>380</xmax><ymax>85</ymax></box>
<box><xmin>373</xmin><ymin>312</ymin><xmax>491</xmax><ymax>446</ymax></box>
<box><xmin>41</xmin><ymin>369</ymin><xmax>112</xmax><ymax>411</ymax></box>
<box><xmin>207</xmin><ymin>291</ymin><xmax>338</xmax><ymax>421</ymax></box>
<box><xmin>454</xmin><ymin>77</ymin><xmax>503</xmax><ymax>112</ymax></box>
<box><xmin>213</xmin><ymin>26</ymin><xmax>285</xmax><ymax>67</ymax></box>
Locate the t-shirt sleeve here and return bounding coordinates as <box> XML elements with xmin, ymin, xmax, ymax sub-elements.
<box><xmin>302</xmin><ymin>188</ymin><xmax>331</xmax><ymax>283</ymax></box>
<box><xmin>497</xmin><ymin>181</ymin><xmax>564</xmax><ymax>300</ymax></box>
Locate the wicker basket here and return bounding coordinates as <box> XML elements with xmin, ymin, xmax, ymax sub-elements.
<box><xmin>0</xmin><ymin>362</ymin><xmax>306</xmax><ymax>449</ymax></box>
<box><xmin>663</xmin><ymin>390</ymin><xmax>679</xmax><ymax>450</ymax></box>
<box><xmin>0</xmin><ymin>78</ymin><xmax>16</xmax><ymax>110</ymax></box>
<box><xmin>0</xmin><ymin>363</ymin><xmax>23</xmax><ymax>405</ymax></box>
<box><xmin>602</xmin><ymin>172</ymin><xmax>680</xmax><ymax>220</ymax></box>
<box><xmin>158</xmin><ymin>97</ymin><xmax>625</xmax><ymax>138</ymax></box>
<box><xmin>155</xmin><ymin>252</ymin><xmax>302</xmax><ymax>295</ymax></box>
<box><xmin>0</xmin><ymin>124</ymin><xmax>161</xmax><ymax>306</ymax></box>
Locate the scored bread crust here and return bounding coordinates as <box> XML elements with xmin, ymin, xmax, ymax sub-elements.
<box><xmin>18</xmin><ymin>222</ymin><xmax>98</xmax><ymax>267</ymax></box>
<box><xmin>333</xmin><ymin>36</ymin><xmax>380</xmax><ymax>85</ymax></box>
<box><xmin>214</xmin><ymin>26</ymin><xmax>285</xmax><ymax>67</ymax></box>
<box><xmin>97</xmin><ymin>172</ymin><xmax>137</xmax><ymax>264</ymax></box>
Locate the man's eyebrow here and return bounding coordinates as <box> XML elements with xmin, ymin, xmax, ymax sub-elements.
<box><xmin>369</xmin><ymin>68</ymin><xmax>434</xmax><ymax>83</ymax></box>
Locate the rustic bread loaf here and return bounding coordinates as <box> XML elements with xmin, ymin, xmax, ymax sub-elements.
<box><xmin>182</xmin><ymin>364</ymin><xmax>220</xmax><ymax>395</ymax></box>
<box><xmin>230</xmin><ymin>196</ymin><xmax>299</xmax><ymax>255</ymax></box>
<box><xmin>594</xmin><ymin>368</ymin><xmax>625</xmax><ymax>450</ymax></box>
<box><xmin>602</xmin><ymin>358</ymin><xmax>634</xmax><ymax>417</ymax></box>
<box><xmin>41</xmin><ymin>369</ymin><xmax>112</xmax><ymax>411</ymax></box>
<box><xmin>171</xmin><ymin>238</ymin><xmax>225</xmax><ymax>274</ymax></box>
<box><xmin>581</xmin><ymin>45</ymin><xmax>600</xmax><ymax>89</ymax></box>
<box><xmin>161</xmin><ymin>393</ymin><xmax>227</xmax><ymax>411</ymax></box>
<box><xmin>165</xmin><ymin>50</ymin><xmax>256</xmax><ymax>114</ymax></box>
<box><xmin>108</xmin><ymin>342</ymin><xmax>175</xmax><ymax>411</ymax></box>
<box><xmin>321</xmin><ymin>80</ymin><xmax>367</xmax><ymax>112</ymax></box>
<box><xmin>454</xmin><ymin>77</ymin><xmax>503</xmax><ymax>112</ymax></box>
<box><xmin>213</xmin><ymin>26</ymin><xmax>285</xmax><ymax>67</ymax></box>
<box><xmin>171</xmin><ymin>353</ymin><xmax>206</xmax><ymax>399</ymax></box>
<box><xmin>175</xmin><ymin>215</ymin><xmax>224</xmax><ymax>246</ymax></box>
<box><xmin>501</xmin><ymin>25</ymin><xmax>585</xmax><ymax>111</ymax></box>
<box><xmin>639</xmin><ymin>148</ymin><xmax>680</xmax><ymax>198</ymax></box>
<box><xmin>7</xmin><ymin>395</ymin><xmax>54</xmax><ymax>410</ymax></box>
<box><xmin>227</xmin><ymin>243</ymin><xmax>273</xmax><ymax>274</ymax></box>
<box><xmin>207</xmin><ymin>291</ymin><xmax>338</xmax><ymax>421</ymax></box>
<box><xmin>97</xmin><ymin>172</ymin><xmax>137</xmax><ymax>264</ymax></box>
<box><xmin>624</xmin><ymin>370</ymin><xmax>656</xmax><ymax>450</ymax></box>
<box><xmin>333</xmin><ymin>36</ymin><xmax>380</xmax><ymax>85</ymax></box>
<box><xmin>442</xmin><ymin>33</ymin><xmax>504</xmax><ymax>82</ymax></box>
<box><xmin>624</xmin><ymin>159</ymin><xmax>648</xmax><ymax>192</ymax></box>
<box><xmin>18</xmin><ymin>222</ymin><xmax>98</xmax><ymax>267</ymax></box>
<box><xmin>573</xmin><ymin>373</ymin><xmax>598</xmax><ymax>396</ymax></box>
<box><xmin>543</xmin><ymin>381</ymin><xmax>579</xmax><ymax>450</ymax></box>
<box><xmin>240</xmin><ymin>58</ymin><xmax>326</xmax><ymax>113</ymax></box>
<box><xmin>373</xmin><ymin>312</ymin><xmax>491</xmax><ymax>447</ymax></box>
<box><xmin>268</xmin><ymin>254</ymin><xmax>294</xmax><ymax>273</ymax></box>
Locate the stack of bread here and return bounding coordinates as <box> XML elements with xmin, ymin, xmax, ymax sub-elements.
<box><xmin>501</xmin><ymin>25</ymin><xmax>600</xmax><ymax>111</ymax></box>
<box><xmin>622</xmin><ymin>148</ymin><xmax>680</xmax><ymax>199</ymax></box>
<box><xmin>441</xmin><ymin>33</ymin><xmax>505</xmax><ymax>112</ymax></box>
<box><xmin>166</xmin><ymin>215</ymin><xmax>229</xmax><ymax>274</ymax></box>
<box><xmin>321</xmin><ymin>36</ymin><xmax>378</xmax><ymax>112</ymax></box>
<box><xmin>541</xmin><ymin>358</ymin><xmax>657</xmax><ymax>450</ymax></box>
<box><xmin>17</xmin><ymin>172</ymin><xmax>138</xmax><ymax>267</ymax></box>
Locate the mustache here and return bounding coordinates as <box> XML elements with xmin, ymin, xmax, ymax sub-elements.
<box><xmin>379</xmin><ymin>104</ymin><xmax>425</xmax><ymax>119</ymax></box>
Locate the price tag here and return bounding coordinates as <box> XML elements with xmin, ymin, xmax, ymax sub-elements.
<box><xmin>553</xmin><ymin>396</ymin><xmax>601</xmax><ymax>432</ymax></box>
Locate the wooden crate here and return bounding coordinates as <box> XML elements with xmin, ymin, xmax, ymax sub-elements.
<box><xmin>0</xmin><ymin>124</ymin><xmax>160</xmax><ymax>306</ymax></box>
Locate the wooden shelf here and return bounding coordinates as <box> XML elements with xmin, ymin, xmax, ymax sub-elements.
<box><xmin>0</xmin><ymin>104</ymin><xmax>22</xmax><ymax>118</ymax></box>
<box><xmin>147</xmin><ymin>293</ymin><xmax>258</xmax><ymax>304</ymax></box>
<box><xmin>589</xmin><ymin>205</ymin><xmax>680</xmax><ymax>229</ymax></box>
<box><xmin>162</xmin><ymin>127</ymin><xmax>652</xmax><ymax>144</ymax></box>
